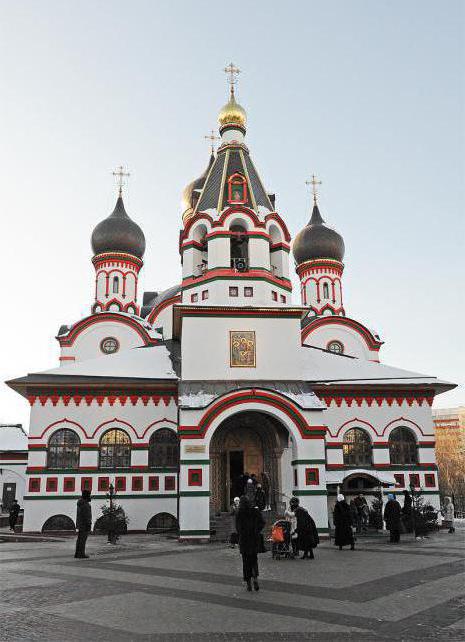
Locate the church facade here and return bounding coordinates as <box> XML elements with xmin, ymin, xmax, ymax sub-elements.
<box><xmin>7</xmin><ymin>69</ymin><xmax>454</xmax><ymax>537</ymax></box>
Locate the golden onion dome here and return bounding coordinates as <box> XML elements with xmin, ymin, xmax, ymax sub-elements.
<box><xmin>218</xmin><ymin>90</ymin><xmax>247</xmax><ymax>129</ymax></box>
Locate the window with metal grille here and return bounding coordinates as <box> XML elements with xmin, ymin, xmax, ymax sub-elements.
<box><xmin>389</xmin><ymin>427</ymin><xmax>418</xmax><ymax>464</ymax></box>
<box><xmin>148</xmin><ymin>429</ymin><xmax>179</xmax><ymax>468</ymax></box>
<box><xmin>343</xmin><ymin>428</ymin><xmax>372</xmax><ymax>466</ymax></box>
<box><xmin>47</xmin><ymin>429</ymin><xmax>80</xmax><ymax>469</ymax></box>
<box><xmin>99</xmin><ymin>429</ymin><xmax>131</xmax><ymax>469</ymax></box>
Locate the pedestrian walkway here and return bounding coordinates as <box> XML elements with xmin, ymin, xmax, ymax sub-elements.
<box><xmin>0</xmin><ymin>531</ymin><xmax>463</xmax><ymax>640</ymax></box>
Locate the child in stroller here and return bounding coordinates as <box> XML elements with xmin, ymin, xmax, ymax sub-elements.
<box><xmin>271</xmin><ymin>519</ymin><xmax>295</xmax><ymax>560</ymax></box>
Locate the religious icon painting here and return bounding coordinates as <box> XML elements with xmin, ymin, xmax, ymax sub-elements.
<box><xmin>230</xmin><ymin>330</ymin><xmax>256</xmax><ymax>367</ymax></box>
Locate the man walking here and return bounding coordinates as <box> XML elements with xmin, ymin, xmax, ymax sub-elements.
<box><xmin>9</xmin><ymin>499</ymin><xmax>20</xmax><ymax>532</ymax></box>
<box><xmin>75</xmin><ymin>490</ymin><xmax>92</xmax><ymax>559</ymax></box>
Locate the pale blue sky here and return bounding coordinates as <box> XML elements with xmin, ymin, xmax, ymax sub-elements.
<box><xmin>0</xmin><ymin>0</ymin><xmax>463</xmax><ymax>426</ymax></box>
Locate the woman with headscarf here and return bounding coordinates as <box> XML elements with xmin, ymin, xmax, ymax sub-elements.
<box><xmin>384</xmin><ymin>493</ymin><xmax>401</xmax><ymax>543</ymax></box>
<box><xmin>229</xmin><ymin>496</ymin><xmax>240</xmax><ymax>548</ymax></box>
<box><xmin>443</xmin><ymin>496</ymin><xmax>455</xmax><ymax>534</ymax></box>
<box><xmin>235</xmin><ymin>496</ymin><xmax>265</xmax><ymax>591</ymax></box>
<box><xmin>333</xmin><ymin>494</ymin><xmax>355</xmax><ymax>550</ymax></box>
<box><xmin>289</xmin><ymin>497</ymin><xmax>319</xmax><ymax>559</ymax></box>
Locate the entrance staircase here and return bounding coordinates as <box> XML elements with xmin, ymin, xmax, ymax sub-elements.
<box><xmin>210</xmin><ymin>510</ymin><xmax>278</xmax><ymax>542</ymax></box>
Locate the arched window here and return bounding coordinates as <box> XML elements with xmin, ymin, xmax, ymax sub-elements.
<box><xmin>42</xmin><ymin>515</ymin><xmax>75</xmax><ymax>532</ymax></box>
<box><xmin>47</xmin><ymin>429</ymin><xmax>80</xmax><ymax>469</ymax></box>
<box><xmin>99</xmin><ymin>429</ymin><xmax>131</xmax><ymax>469</ymax></box>
<box><xmin>113</xmin><ymin>276</ymin><xmax>119</xmax><ymax>294</ymax></box>
<box><xmin>269</xmin><ymin>224</ymin><xmax>283</xmax><ymax>277</ymax></box>
<box><xmin>230</xmin><ymin>224</ymin><xmax>249</xmax><ymax>272</ymax></box>
<box><xmin>147</xmin><ymin>513</ymin><xmax>178</xmax><ymax>533</ymax></box>
<box><xmin>192</xmin><ymin>224</ymin><xmax>208</xmax><ymax>276</ymax></box>
<box><xmin>343</xmin><ymin>428</ymin><xmax>372</xmax><ymax>466</ymax></box>
<box><xmin>322</xmin><ymin>282</ymin><xmax>330</xmax><ymax>299</ymax></box>
<box><xmin>148</xmin><ymin>429</ymin><xmax>179</xmax><ymax>468</ymax></box>
<box><xmin>228</xmin><ymin>173</ymin><xmax>247</xmax><ymax>204</ymax></box>
<box><xmin>389</xmin><ymin>427</ymin><xmax>418</xmax><ymax>464</ymax></box>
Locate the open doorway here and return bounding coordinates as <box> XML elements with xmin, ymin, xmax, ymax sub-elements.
<box><xmin>229</xmin><ymin>450</ymin><xmax>244</xmax><ymax>503</ymax></box>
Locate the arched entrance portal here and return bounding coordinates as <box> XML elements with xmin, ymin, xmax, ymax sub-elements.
<box><xmin>209</xmin><ymin>411</ymin><xmax>290</xmax><ymax>512</ymax></box>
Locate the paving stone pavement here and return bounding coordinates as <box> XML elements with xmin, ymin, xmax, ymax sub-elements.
<box><xmin>0</xmin><ymin>531</ymin><xmax>464</xmax><ymax>641</ymax></box>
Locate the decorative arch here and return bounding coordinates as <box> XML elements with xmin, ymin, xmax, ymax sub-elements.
<box><xmin>227</xmin><ymin>173</ymin><xmax>248</xmax><ymax>204</ymax></box>
<box><xmin>301</xmin><ymin>316</ymin><xmax>383</xmax><ymax>350</ymax></box>
<box><xmin>216</xmin><ymin>205</ymin><xmax>263</xmax><ymax>229</ymax></box>
<box><xmin>90</xmin><ymin>418</ymin><xmax>138</xmax><ymax>441</ymax></box>
<box><xmin>141</xmin><ymin>419</ymin><xmax>178</xmax><ymax>440</ymax></box>
<box><xmin>180</xmin><ymin>389</ymin><xmax>326</xmax><ymax>444</ymax></box>
<box><xmin>32</xmin><ymin>418</ymin><xmax>88</xmax><ymax>442</ymax></box>
<box><xmin>381</xmin><ymin>417</ymin><xmax>425</xmax><ymax>437</ymax></box>
<box><xmin>181</xmin><ymin>212</ymin><xmax>215</xmax><ymax>241</ymax></box>
<box><xmin>265</xmin><ymin>212</ymin><xmax>291</xmax><ymax>242</ymax></box>
<box><xmin>57</xmin><ymin>313</ymin><xmax>157</xmax><ymax>347</ymax></box>
<box><xmin>147</xmin><ymin>513</ymin><xmax>178</xmax><ymax>533</ymax></box>
<box><xmin>331</xmin><ymin>418</ymin><xmax>377</xmax><ymax>439</ymax></box>
<box><xmin>146</xmin><ymin>294</ymin><xmax>181</xmax><ymax>326</ymax></box>
<box><xmin>42</xmin><ymin>515</ymin><xmax>75</xmax><ymax>532</ymax></box>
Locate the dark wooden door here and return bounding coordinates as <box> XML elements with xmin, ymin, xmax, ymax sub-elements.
<box><xmin>2</xmin><ymin>483</ymin><xmax>16</xmax><ymax>511</ymax></box>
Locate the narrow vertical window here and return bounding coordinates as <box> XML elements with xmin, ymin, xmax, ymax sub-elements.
<box><xmin>322</xmin><ymin>282</ymin><xmax>329</xmax><ymax>299</ymax></box>
<box><xmin>113</xmin><ymin>276</ymin><xmax>119</xmax><ymax>294</ymax></box>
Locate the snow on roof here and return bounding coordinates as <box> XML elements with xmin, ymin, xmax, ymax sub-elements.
<box><xmin>302</xmin><ymin>347</ymin><xmax>455</xmax><ymax>389</ymax></box>
<box><xmin>0</xmin><ymin>425</ymin><xmax>28</xmax><ymax>451</ymax></box>
<box><xmin>41</xmin><ymin>344</ymin><xmax>177</xmax><ymax>380</ymax></box>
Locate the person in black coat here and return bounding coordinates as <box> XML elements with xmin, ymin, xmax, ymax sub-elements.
<box><xmin>289</xmin><ymin>497</ymin><xmax>319</xmax><ymax>559</ymax></box>
<box><xmin>235</xmin><ymin>496</ymin><xmax>265</xmax><ymax>591</ymax></box>
<box><xmin>384</xmin><ymin>493</ymin><xmax>401</xmax><ymax>543</ymax></box>
<box><xmin>254</xmin><ymin>484</ymin><xmax>266</xmax><ymax>511</ymax></box>
<box><xmin>75</xmin><ymin>490</ymin><xmax>92</xmax><ymax>559</ymax></box>
<box><xmin>9</xmin><ymin>500</ymin><xmax>20</xmax><ymax>531</ymax></box>
<box><xmin>333</xmin><ymin>494</ymin><xmax>355</xmax><ymax>550</ymax></box>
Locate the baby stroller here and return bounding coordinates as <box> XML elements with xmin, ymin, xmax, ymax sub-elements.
<box><xmin>271</xmin><ymin>519</ymin><xmax>295</xmax><ymax>560</ymax></box>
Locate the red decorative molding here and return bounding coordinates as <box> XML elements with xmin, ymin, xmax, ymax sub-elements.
<box><xmin>302</xmin><ymin>316</ymin><xmax>383</xmax><ymax>350</ymax></box>
<box><xmin>57</xmin><ymin>313</ymin><xmax>157</xmax><ymax>347</ymax></box>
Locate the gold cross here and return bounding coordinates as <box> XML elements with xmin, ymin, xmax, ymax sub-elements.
<box><xmin>204</xmin><ymin>130</ymin><xmax>220</xmax><ymax>154</ymax></box>
<box><xmin>305</xmin><ymin>173</ymin><xmax>322</xmax><ymax>205</ymax></box>
<box><xmin>112</xmin><ymin>165</ymin><xmax>130</xmax><ymax>197</ymax></box>
<box><xmin>224</xmin><ymin>62</ymin><xmax>241</xmax><ymax>96</ymax></box>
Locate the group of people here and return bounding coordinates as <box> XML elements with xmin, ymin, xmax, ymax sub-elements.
<box><xmin>232</xmin><ymin>494</ymin><xmax>319</xmax><ymax>591</ymax></box>
<box><xmin>234</xmin><ymin>472</ymin><xmax>270</xmax><ymax>512</ymax></box>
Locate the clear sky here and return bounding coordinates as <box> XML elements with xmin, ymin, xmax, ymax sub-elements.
<box><xmin>0</xmin><ymin>0</ymin><xmax>463</xmax><ymax>428</ymax></box>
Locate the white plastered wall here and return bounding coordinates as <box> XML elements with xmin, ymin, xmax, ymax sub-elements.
<box><xmin>60</xmin><ymin>320</ymin><xmax>147</xmax><ymax>363</ymax></box>
<box><xmin>303</xmin><ymin>324</ymin><xmax>377</xmax><ymax>360</ymax></box>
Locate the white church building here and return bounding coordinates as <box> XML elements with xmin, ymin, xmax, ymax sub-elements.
<box><xmin>7</xmin><ymin>67</ymin><xmax>455</xmax><ymax>538</ymax></box>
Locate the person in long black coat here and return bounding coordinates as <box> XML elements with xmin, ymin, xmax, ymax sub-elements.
<box><xmin>8</xmin><ymin>500</ymin><xmax>20</xmax><ymax>531</ymax></box>
<box><xmin>75</xmin><ymin>490</ymin><xmax>92</xmax><ymax>559</ymax></box>
<box><xmin>289</xmin><ymin>497</ymin><xmax>319</xmax><ymax>559</ymax></box>
<box><xmin>384</xmin><ymin>493</ymin><xmax>401</xmax><ymax>543</ymax></box>
<box><xmin>235</xmin><ymin>496</ymin><xmax>265</xmax><ymax>591</ymax></box>
<box><xmin>333</xmin><ymin>494</ymin><xmax>355</xmax><ymax>550</ymax></box>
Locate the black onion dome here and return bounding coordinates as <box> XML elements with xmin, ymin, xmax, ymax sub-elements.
<box><xmin>91</xmin><ymin>195</ymin><xmax>145</xmax><ymax>259</ymax></box>
<box><xmin>292</xmin><ymin>204</ymin><xmax>345</xmax><ymax>264</ymax></box>
<box><xmin>182</xmin><ymin>153</ymin><xmax>215</xmax><ymax>223</ymax></box>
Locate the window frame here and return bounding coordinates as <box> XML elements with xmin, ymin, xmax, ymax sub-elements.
<box><xmin>227</xmin><ymin>173</ymin><xmax>247</xmax><ymax>204</ymax></box>
<box><xmin>389</xmin><ymin>427</ymin><xmax>418</xmax><ymax>465</ymax></box>
<box><xmin>148</xmin><ymin>429</ymin><xmax>180</xmax><ymax>469</ymax></box>
<box><xmin>342</xmin><ymin>428</ymin><xmax>373</xmax><ymax>467</ymax></box>
<box><xmin>47</xmin><ymin>428</ymin><xmax>80</xmax><ymax>470</ymax></box>
<box><xmin>98</xmin><ymin>429</ymin><xmax>131</xmax><ymax>470</ymax></box>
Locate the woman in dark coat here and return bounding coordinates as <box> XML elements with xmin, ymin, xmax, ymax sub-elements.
<box><xmin>289</xmin><ymin>497</ymin><xmax>319</xmax><ymax>559</ymax></box>
<box><xmin>333</xmin><ymin>494</ymin><xmax>355</xmax><ymax>550</ymax></box>
<box><xmin>384</xmin><ymin>493</ymin><xmax>401</xmax><ymax>543</ymax></box>
<box><xmin>235</xmin><ymin>496</ymin><xmax>265</xmax><ymax>591</ymax></box>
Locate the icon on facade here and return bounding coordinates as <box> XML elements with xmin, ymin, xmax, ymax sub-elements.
<box><xmin>230</xmin><ymin>331</ymin><xmax>256</xmax><ymax>367</ymax></box>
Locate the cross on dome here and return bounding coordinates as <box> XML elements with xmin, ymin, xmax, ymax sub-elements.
<box><xmin>204</xmin><ymin>130</ymin><xmax>220</xmax><ymax>154</ymax></box>
<box><xmin>223</xmin><ymin>62</ymin><xmax>241</xmax><ymax>96</ymax></box>
<box><xmin>305</xmin><ymin>173</ymin><xmax>322</xmax><ymax>205</ymax></box>
<box><xmin>112</xmin><ymin>165</ymin><xmax>130</xmax><ymax>197</ymax></box>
